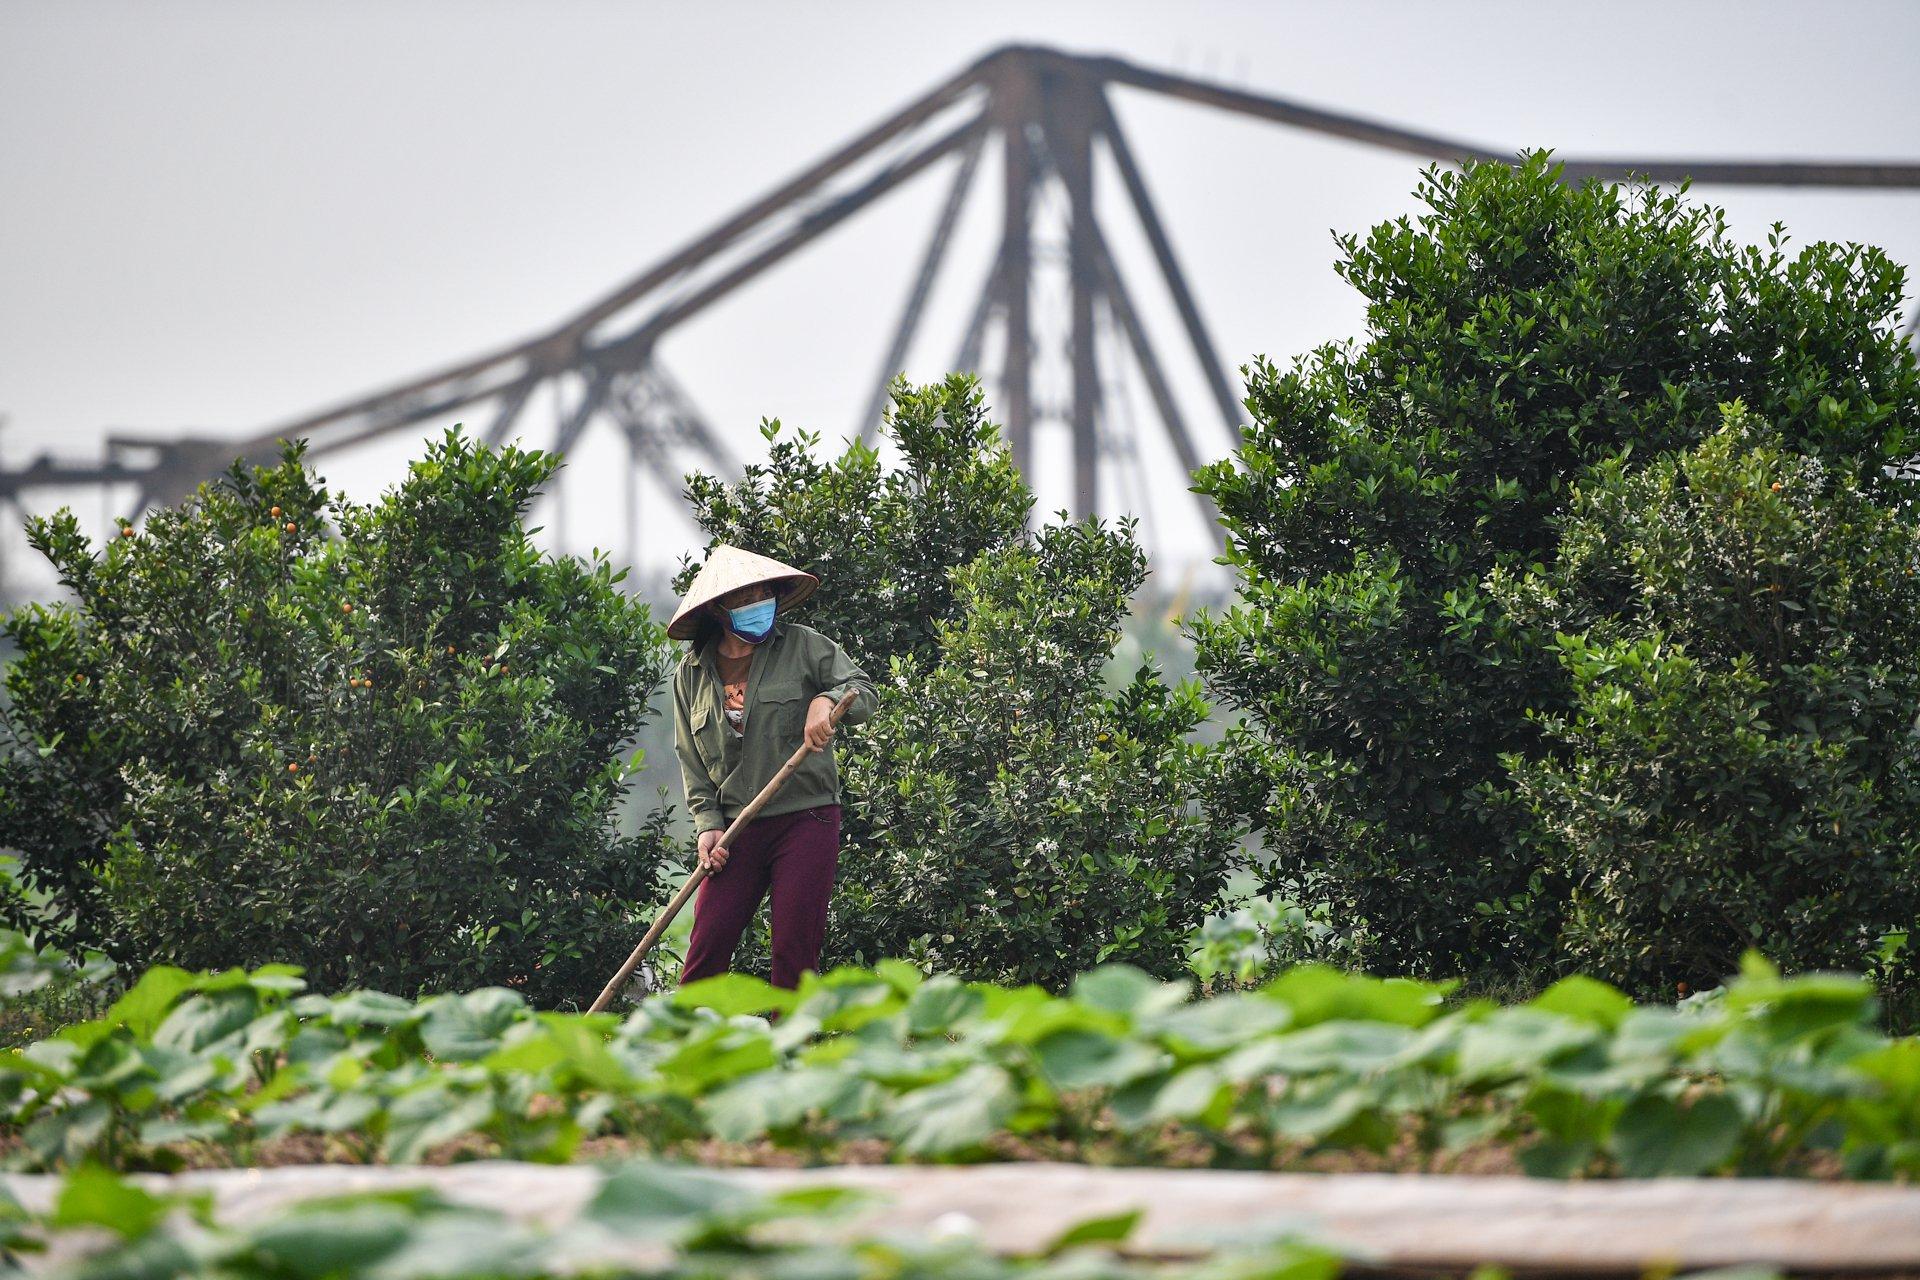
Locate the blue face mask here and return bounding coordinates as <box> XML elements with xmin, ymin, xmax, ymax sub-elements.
<box><xmin>725</xmin><ymin>596</ymin><xmax>777</xmax><ymax>643</ymax></box>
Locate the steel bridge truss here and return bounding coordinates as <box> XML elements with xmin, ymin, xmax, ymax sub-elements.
<box><xmin>3</xmin><ymin>44</ymin><xmax>1918</xmax><ymax>579</ymax></box>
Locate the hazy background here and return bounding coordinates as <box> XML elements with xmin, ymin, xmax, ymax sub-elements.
<box><xmin>3</xmin><ymin>0</ymin><xmax>1917</xmax><ymax>602</ymax></box>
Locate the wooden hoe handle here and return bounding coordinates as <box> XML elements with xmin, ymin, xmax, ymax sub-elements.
<box><xmin>586</xmin><ymin>691</ymin><xmax>858</xmax><ymax>1013</ymax></box>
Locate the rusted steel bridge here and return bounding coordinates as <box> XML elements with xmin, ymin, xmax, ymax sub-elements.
<box><xmin>3</xmin><ymin>44</ymin><xmax>1916</xmax><ymax>593</ymax></box>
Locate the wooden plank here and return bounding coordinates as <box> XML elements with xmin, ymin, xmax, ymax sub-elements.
<box><xmin>7</xmin><ymin>1162</ymin><xmax>1920</xmax><ymax>1274</ymax></box>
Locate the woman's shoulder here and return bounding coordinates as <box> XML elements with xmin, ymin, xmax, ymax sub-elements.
<box><xmin>779</xmin><ymin>620</ymin><xmax>841</xmax><ymax>650</ymax></box>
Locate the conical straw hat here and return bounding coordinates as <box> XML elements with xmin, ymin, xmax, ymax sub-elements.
<box><xmin>668</xmin><ymin>544</ymin><xmax>819</xmax><ymax>640</ymax></box>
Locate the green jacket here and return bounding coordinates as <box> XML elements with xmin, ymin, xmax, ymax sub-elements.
<box><xmin>672</xmin><ymin>619</ymin><xmax>878</xmax><ymax>835</ymax></box>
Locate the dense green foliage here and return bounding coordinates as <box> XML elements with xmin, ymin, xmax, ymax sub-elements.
<box><xmin>0</xmin><ymin>435</ymin><xmax>678</xmax><ymax>1004</ymax></box>
<box><xmin>678</xmin><ymin>375</ymin><xmax>1033</xmax><ymax>675</ymax></box>
<box><xmin>679</xmin><ymin>377</ymin><xmax>1242</xmax><ymax>984</ymax></box>
<box><xmin>836</xmin><ymin>524</ymin><xmax>1236</xmax><ymax>981</ymax></box>
<box><xmin>1494</xmin><ymin>408</ymin><xmax>1920</xmax><ymax>991</ymax></box>
<box><xmin>1192</xmin><ymin>151</ymin><xmax>1920</xmax><ymax>982</ymax></box>
<box><xmin>1</xmin><ymin>932</ymin><xmax>1914</xmax><ymax>1180</ymax></box>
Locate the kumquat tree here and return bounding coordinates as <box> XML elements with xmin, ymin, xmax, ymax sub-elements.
<box><xmin>1191</xmin><ymin>152</ymin><xmax>1920</xmax><ymax>996</ymax></box>
<box><xmin>0</xmin><ymin>433</ymin><xmax>679</xmax><ymax>1005</ymax></box>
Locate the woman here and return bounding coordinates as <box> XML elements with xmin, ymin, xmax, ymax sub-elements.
<box><xmin>667</xmin><ymin>544</ymin><xmax>876</xmax><ymax>988</ymax></box>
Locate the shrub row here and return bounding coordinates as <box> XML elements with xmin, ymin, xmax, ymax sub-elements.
<box><xmin>5</xmin><ymin>153</ymin><xmax>1919</xmax><ymax>1000</ymax></box>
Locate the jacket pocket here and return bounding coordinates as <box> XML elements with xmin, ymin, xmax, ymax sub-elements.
<box><xmin>690</xmin><ymin>702</ymin><xmax>724</xmax><ymax>772</ymax></box>
<box><xmin>756</xmin><ymin>679</ymin><xmax>809</xmax><ymax>744</ymax></box>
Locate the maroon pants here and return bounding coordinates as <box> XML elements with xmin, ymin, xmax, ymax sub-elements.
<box><xmin>680</xmin><ymin>803</ymin><xmax>841</xmax><ymax>989</ymax></box>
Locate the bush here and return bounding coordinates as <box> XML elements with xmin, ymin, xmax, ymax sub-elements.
<box><xmin>834</xmin><ymin>520</ymin><xmax>1240</xmax><ymax>982</ymax></box>
<box><xmin>1494</xmin><ymin>407</ymin><xmax>1920</xmax><ymax>993</ymax></box>
<box><xmin>679</xmin><ymin>376</ymin><xmax>1244</xmax><ymax>985</ymax></box>
<box><xmin>1191</xmin><ymin>151</ymin><xmax>1920</xmax><ymax>980</ymax></box>
<box><xmin>0</xmin><ymin>432</ymin><xmax>678</xmax><ymax>1004</ymax></box>
<box><xmin>678</xmin><ymin>375</ymin><xmax>1035</xmax><ymax>677</ymax></box>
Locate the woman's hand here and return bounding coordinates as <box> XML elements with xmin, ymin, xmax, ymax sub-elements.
<box><xmin>697</xmin><ymin>828</ymin><xmax>729</xmax><ymax>873</ymax></box>
<box><xmin>804</xmin><ymin>695</ymin><xmax>838</xmax><ymax>753</ymax></box>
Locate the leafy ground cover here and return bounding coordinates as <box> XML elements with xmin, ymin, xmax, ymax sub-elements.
<box><xmin>75</xmin><ymin>1160</ymin><xmax>1721</xmax><ymax>1280</ymax></box>
<box><xmin>0</xmin><ymin>932</ymin><xmax>1913</xmax><ymax>1182</ymax></box>
<box><xmin>0</xmin><ymin>1160</ymin><xmax>1365</xmax><ymax>1280</ymax></box>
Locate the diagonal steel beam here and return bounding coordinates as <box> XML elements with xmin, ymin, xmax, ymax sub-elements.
<box><xmin>227</xmin><ymin>59</ymin><xmax>991</xmax><ymax>455</ymax></box>
<box><xmin>1089</xmin><ymin>221</ymin><xmax>1226</xmax><ymax>555</ymax></box>
<box><xmin>597</xmin><ymin>114</ymin><xmax>989</xmax><ymax>364</ymax></box>
<box><xmin>548</xmin><ymin>367</ymin><xmax>615</xmax><ymax>460</ymax></box>
<box><xmin>952</xmin><ymin>245</ymin><xmax>1001</xmax><ymax>376</ymax></box>
<box><xmin>998</xmin><ymin>78</ymin><xmax>1037</xmax><ymax>476</ymax></box>
<box><xmin>1090</xmin><ymin>54</ymin><xmax>1920</xmax><ymax>187</ymax></box>
<box><xmin>563</xmin><ymin>77</ymin><xmax>988</xmax><ymax>341</ymax></box>
<box><xmin>481</xmin><ymin>375</ymin><xmax>538</xmax><ymax>448</ymax></box>
<box><xmin>232</xmin><ymin>114</ymin><xmax>984</xmax><ymax>469</ymax></box>
<box><xmin>635</xmin><ymin>361</ymin><xmax>741</xmax><ymax>478</ymax></box>
<box><xmin>859</xmin><ymin>124</ymin><xmax>988</xmax><ymax>444</ymax></box>
<box><xmin>1091</xmin><ymin>53</ymin><xmax>1507</xmax><ymax>165</ymax></box>
<box><xmin>1095</xmin><ymin>92</ymin><xmax>1242</xmax><ymax>441</ymax></box>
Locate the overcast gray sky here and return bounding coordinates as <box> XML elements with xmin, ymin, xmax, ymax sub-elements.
<box><xmin>3</xmin><ymin>0</ymin><xmax>1917</xmax><ymax>596</ymax></box>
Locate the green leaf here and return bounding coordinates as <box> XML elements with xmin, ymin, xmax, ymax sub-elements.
<box><xmin>1530</xmin><ymin>976</ymin><xmax>1634</xmax><ymax>1030</ymax></box>
<box><xmin>1115</xmin><ymin>1064</ymin><xmax>1230</xmax><ymax>1128</ymax></box>
<box><xmin>324</xmin><ymin>990</ymin><xmax>422</xmax><ymax>1030</ymax></box>
<box><xmin>256</xmin><ymin>1090</ymin><xmax>381</xmax><ymax>1137</ymax></box>
<box><xmin>585</xmin><ymin>1163</ymin><xmax>754</xmax><ymax>1237</ymax></box>
<box><xmin>25</xmin><ymin>1097</ymin><xmax>112</xmax><ymax>1168</ymax></box>
<box><xmin>1142</xmin><ymin>993</ymin><xmax>1293</xmax><ymax>1056</ymax></box>
<box><xmin>1268</xmin><ymin>1079</ymin><xmax>1376</xmax><ymax>1141</ymax></box>
<box><xmin>1454</xmin><ymin>1009</ymin><xmax>1600</xmax><ymax>1082</ymax></box>
<box><xmin>241</xmin><ymin>1203</ymin><xmax>416</xmax><ymax>1277</ymax></box>
<box><xmin>418</xmin><ymin>988</ymin><xmax>528</xmax><ymax>1062</ymax></box>
<box><xmin>1042</xmin><ymin>1209</ymin><xmax>1142</xmax><ymax>1256</ymax></box>
<box><xmin>1032</xmin><ymin>1028</ymin><xmax>1169</xmax><ymax>1091</ymax></box>
<box><xmin>153</xmin><ymin>990</ymin><xmax>259</xmax><ymax>1054</ymax></box>
<box><xmin>1609</xmin><ymin>1092</ymin><xmax>1742</xmax><ymax>1177</ymax></box>
<box><xmin>1519</xmin><ymin>1136</ymin><xmax>1596</xmax><ymax>1178</ymax></box>
<box><xmin>789</xmin><ymin>972</ymin><xmax>901</xmax><ymax>1033</ymax></box>
<box><xmin>1221</xmin><ymin>1020</ymin><xmax>1414</xmax><ymax>1078</ymax></box>
<box><xmin>102</xmin><ymin>967</ymin><xmax>197</xmax><ymax>1038</ymax></box>
<box><xmin>1070</xmin><ymin>965</ymin><xmax>1189</xmax><ymax>1019</ymax></box>
<box><xmin>905</xmin><ymin>976</ymin><xmax>983</xmax><ymax>1034</ymax></box>
<box><xmin>873</xmin><ymin>959</ymin><xmax>924</xmax><ymax>995</ymax></box>
<box><xmin>884</xmin><ymin>1064</ymin><xmax>1017</xmax><ymax>1156</ymax></box>
<box><xmin>51</xmin><ymin>1164</ymin><xmax>175</xmax><ymax>1239</ymax></box>
<box><xmin>1726</xmin><ymin>963</ymin><xmax>1876</xmax><ymax>1041</ymax></box>
<box><xmin>384</xmin><ymin>1088</ymin><xmax>495</xmax><ymax>1164</ymax></box>
<box><xmin>675</xmin><ymin>973</ymin><xmax>797</xmax><ymax>1018</ymax></box>
<box><xmin>1262</xmin><ymin>966</ymin><xmax>1451</xmax><ymax>1028</ymax></box>
<box><xmin>655</xmin><ymin>1023</ymin><xmax>776</xmax><ymax>1093</ymax></box>
<box><xmin>700</xmin><ymin>1067</ymin><xmax>866</xmax><ymax>1142</ymax></box>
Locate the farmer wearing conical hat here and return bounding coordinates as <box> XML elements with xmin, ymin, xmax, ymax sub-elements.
<box><xmin>668</xmin><ymin>545</ymin><xmax>877</xmax><ymax>988</ymax></box>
